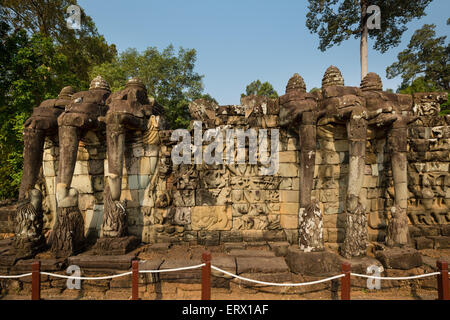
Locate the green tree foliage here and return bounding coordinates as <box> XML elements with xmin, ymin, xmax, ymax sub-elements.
<box><xmin>305</xmin><ymin>0</ymin><xmax>432</xmax><ymax>78</ymax></box>
<box><xmin>387</xmin><ymin>23</ymin><xmax>449</xmax><ymax>115</ymax></box>
<box><xmin>398</xmin><ymin>77</ymin><xmax>450</xmax><ymax>115</ymax></box>
<box><xmin>90</xmin><ymin>45</ymin><xmax>208</xmax><ymax>129</ymax></box>
<box><xmin>386</xmin><ymin>24</ymin><xmax>449</xmax><ymax>91</ymax></box>
<box><xmin>0</xmin><ymin>1</ymin><xmax>115</xmax><ymax>199</ymax></box>
<box><xmin>1</xmin><ymin>0</ymin><xmax>117</xmax><ymax>89</ymax></box>
<box><xmin>241</xmin><ymin>80</ymin><xmax>278</xmax><ymax>99</ymax></box>
<box><xmin>0</xmin><ymin>23</ymin><xmax>77</xmax><ymax>199</ymax></box>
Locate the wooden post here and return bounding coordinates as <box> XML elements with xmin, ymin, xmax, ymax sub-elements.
<box><xmin>132</xmin><ymin>260</ymin><xmax>139</xmax><ymax>300</ymax></box>
<box><xmin>32</xmin><ymin>261</ymin><xmax>40</xmax><ymax>300</ymax></box>
<box><xmin>437</xmin><ymin>260</ymin><xmax>449</xmax><ymax>300</ymax></box>
<box><xmin>201</xmin><ymin>251</ymin><xmax>211</xmax><ymax>300</ymax></box>
<box><xmin>341</xmin><ymin>262</ymin><xmax>351</xmax><ymax>300</ymax></box>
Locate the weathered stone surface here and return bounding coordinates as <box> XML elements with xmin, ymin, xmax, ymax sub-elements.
<box><xmin>228</xmin><ymin>250</ymin><xmax>275</xmax><ymax>258</ymax></box>
<box><xmin>159</xmin><ymin>259</ymin><xmax>202</xmax><ymax>283</ymax></box>
<box><xmin>442</xmin><ymin>225</ymin><xmax>450</xmax><ymax>236</ymax></box>
<box><xmin>197</xmin><ymin>230</ymin><xmax>220</xmax><ymax>246</ymax></box>
<box><xmin>428</xmin><ymin>236</ymin><xmax>450</xmax><ymax>249</ymax></box>
<box><xmin>211</xmin><ymin>256</ymin><xmax>236</xmax><ymax>276</ymax></box>
<box><xmin>268</xmin><ymin>242</ymin><xmax>290</xmax><ymax>257</ymax></box>
<box><xmin>93</xmin><ymin>236</ymin><xmax>140</xmax><ymax>255</ymax></box>
<box><xmin>375</xmin><ymin>248</ymin><xmax>422</xmax><ymax>270</ymax></box>
<box><xmin>12</xmin><ymin>258</ymin><xmax>66</xmax><ymax>272</ymax></box>
<box><xmin>233</xmin><ymin>272</ymin><xmax>293</xmax><ymax>286</ymax></box>
<box><xmin>285</xmin><ymin>247</ymin><xmax>343</xmax><ymax>276</ymax></box>
<box><xmin>220</xmin><ymin>231</ymin><xmax>243</xmax><ymax>243</ymax></box>
<box><xmin>236</xmin><ymin>256</ymin><xmax>289</xmax><ymax>274</ymax></box>
<box><xmin>68</xmin><ymin>253</ymin><xmax>136</xmax><ymax>270</ymax></box>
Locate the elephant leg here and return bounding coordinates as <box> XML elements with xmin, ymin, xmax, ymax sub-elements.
<box><xmin>56</xmin><ymin>125</ymin><xmax>80</xmax><ymax>204</ymax></box>
<box><xmin>101</xmin><ymin>113</ymin><xmax>128</xmax><ymax>238</ymax></box>
<box><xmin>341</xmin><ymin>111</ymin><xmax>368</xmax><ymax>258</ymax></box>
<box><xmin>19</xmin><ymin>128</ymin><xmax>45</xmax><ymax>200</ymax></box>
<box><xmin>386</xmin><ymin>118</ymin><xmax>410</xmax><ymax>247</ymax></box>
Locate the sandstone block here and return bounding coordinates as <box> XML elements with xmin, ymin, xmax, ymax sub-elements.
<box><xmin>285</xmin><ymin>248</ymin><xmax>343</xmax><ymax>276</ymax></box>
<box><xmin>375</xmin><ymin>248</ymin><xmax>422</xmax><ymax>270</ymax></box>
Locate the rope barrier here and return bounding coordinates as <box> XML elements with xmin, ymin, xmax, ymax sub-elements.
<box><xmin>139</xmin><ymin>263</ymin><xmax>205</xmax><ymax>274</ymax></box>
<box><xmin>40</xmin><ymin>271</ymin><xmax>132</xmax><ymax>280</ymax></box>
<box><xmin>0</xmin><ymin>273</ymin><xmax>32</xmax><ymax>279</ymax></box>
<box><xmin>210</xmin><ymin>265</ymin><xmax>345</xmax><ymax>286</ymax></box>
<box><xmin>350</xmin><ymin>272</ymin><xmax>441</xmax><ymax>281</ymax></box>
<box><xmin>0</xmin><ymin>268</ymin><xmax>443</xmax><ymax>282</ymax></box>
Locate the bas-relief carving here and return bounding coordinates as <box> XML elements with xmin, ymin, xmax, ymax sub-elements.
<box><xmin>10</xmin><ymin>67</ymin><xmax>449</xmax><ymax>259</ymax></box>
<box><xmin>191</xmin><ymin>206</ymin><xmax>232</xmax><ymax>231</ymax></box>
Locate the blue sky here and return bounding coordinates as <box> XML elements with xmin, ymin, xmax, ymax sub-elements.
<box><xmin>78</xmin><ymin>0</ymin><xmax>449</xmax><ymax>105</ymax></box>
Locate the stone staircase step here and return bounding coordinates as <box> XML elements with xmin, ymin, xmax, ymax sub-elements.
<box><xmin>228</xmin><ymin>249</ymin><xmax>276</xmax><ymax>257</ymax></box>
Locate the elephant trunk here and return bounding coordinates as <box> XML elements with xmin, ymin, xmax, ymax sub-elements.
<box><xmin>56</xmin><ymin>125</ymin><xmax>80</xmax><ymax>203</ymax></box>
<box><xmin>106</xmin><ymin>114</ymin><xmax>126</xmax><ymax>201</ymax></box>
<box><xmin>19</xmin><ymin>128</ymin><xmax>45</xmax><ymax>200</ymax></box>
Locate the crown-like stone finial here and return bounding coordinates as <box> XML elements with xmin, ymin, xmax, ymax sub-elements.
<box><xmin>58</xmin><ymin>86</ymin><xmax>75</xmax><ymax>99</ymax></box>
<box><xmin>322</xmin><ymin>65</ymin><xmax>344</xmax><ymax>88</ymax></box>
<box><xmin>286</xmin><ymin>73</ymin><xmax>306</xmax><ymax>93</ymax></box>
<box><xmin>361</xmin><ymin>72</ymin><xmax>383</xmax><ymax>91</ymax></box>
<box><xmin>89</xmin><ymin>75</ymin><xmax>110</xmax><ymax>91</ymax></box>
<box><xmin>126</xmin><ymin>77</ymin><xmax>146</xmax><ymax>90</ymax></box>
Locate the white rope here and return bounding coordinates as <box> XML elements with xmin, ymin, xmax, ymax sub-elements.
<box><xmin>139</xmin><ymin>263</ymin><xmax>205</xmax><ymax>273</ymax></box>
<box><xmin>40</xmin><ymin>271</ymin><xmax>132</xmax><ymax>280</ymax></box>
<box><xmin>350</xmin><ymin>272</ymin><xmax>441</xmax><ymax>280</ymax></box>
<box><xmin>0</xmin><ymin>273</ymin><xmax>32</xmax><ymax>279</ymax></box>
<box><xmin>211</xmin><ymin>265</ymin><xmax>344</xmax><ymax>287</ymax></box>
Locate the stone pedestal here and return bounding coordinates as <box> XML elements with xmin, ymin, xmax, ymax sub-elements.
<box><xmin>375</xmin><ymin>247</ymin><xmax>422</xmax><ymax>270</ymax></box>
<box><xmin>92</xmin><ymin>236</ymin><xmax>140</xmax><ymax>255</ymax></box>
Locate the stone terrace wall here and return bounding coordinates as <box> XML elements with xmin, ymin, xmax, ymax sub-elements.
<box><xmin>38</xmin><ymin>93</ymin><xmax>450</xmax><ymax>251</ymax></box>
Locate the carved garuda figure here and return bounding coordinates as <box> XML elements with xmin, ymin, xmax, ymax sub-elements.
<box><xmin>51</xmin><ymin>76</ymin><xmax>111</xmax><ymax>257</ymax></box>
<box><xmin>100</xmin><ymin>77</ymin><xmax>162</xmax><ymax>240</ymax></box>
<box><xmin>279</xmin><ymin>73</ymin><xmax>324</xmax><ymax>252</ymax></box>
<box><xmin>14</xmin><ymin>86</ymin><xmax>74</xmax><ymax>256</ymax></box>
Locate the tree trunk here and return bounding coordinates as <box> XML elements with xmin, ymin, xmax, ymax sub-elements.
<box><xmin>360</xmin><ymin>0</ymin><xmax>369</xmax><ymax>80</ymax></box>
